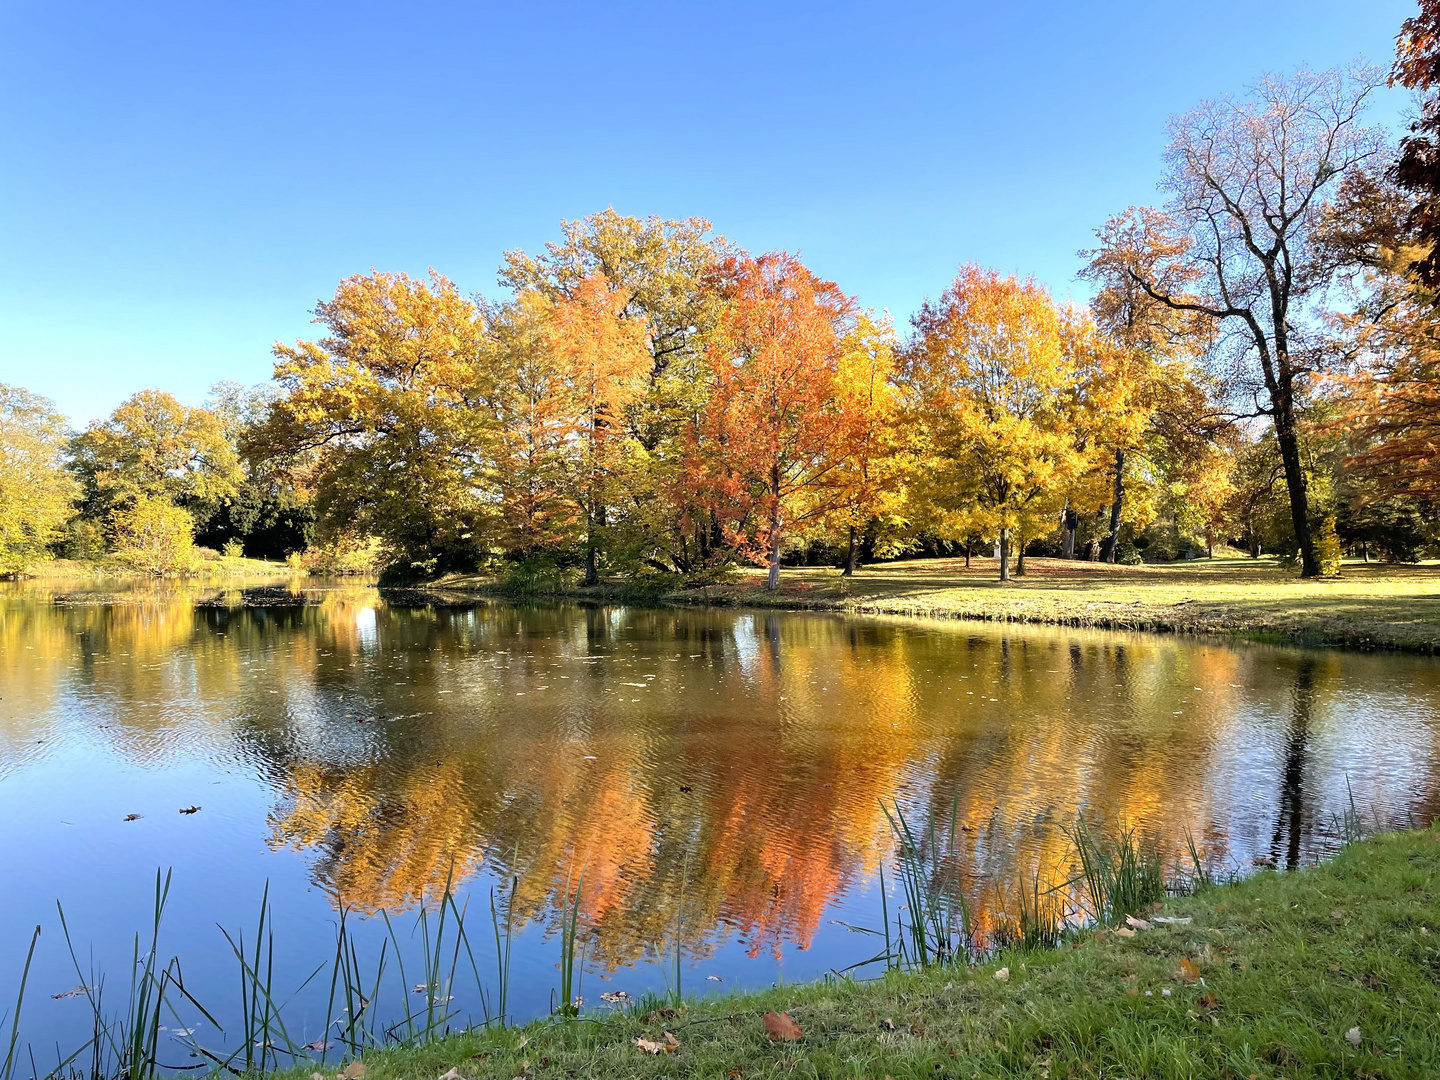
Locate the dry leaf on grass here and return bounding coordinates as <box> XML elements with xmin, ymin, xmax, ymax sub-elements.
<box><xmin>1125</xmin><ymin>914</ymin><xmax>1152</xmax><ymax>930</ymax></box>
<box><xmin>1115</xmin><ymin>927</ymin><xmax>1136</xmax><ymax>938</ymax></box>
<box><xmin>634</xmin><ymin>1032</ymin><xmax>680</xmax><ymax>1054</ymax></box>
<box><xmin>438</xmin><ymin>1069</ymin><xmax>460</xmax><ymax>1080</ymax></box>
<box><xmin>763</xmin><ymin>1011</ymin><xmax>803</xmax><ymax>1041</ymax></box>
<box><xmin>1178</xmin><ymin>957</ymin><xmax>1202</xmax><ymax>983</ymax></box>
<box><xmin>339</xmin><ymin>1063</ymin><xmax>365</xmax><ymax>1080</ymax></box>
<box><xmin>993</xmin><ymin>967</ymin><xmax>1010</xmax><ymax>982</ymax></box>
<box><xmin>1346</xmin><ymin>1026</ymin><xmax>1362</xmax><ymax>1048</ymax></box>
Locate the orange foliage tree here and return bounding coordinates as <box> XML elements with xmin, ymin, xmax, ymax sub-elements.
<box><xmin>690</xmin><ymin>253</ymin><xmax>856</xmax><ymax>590</ymax></box>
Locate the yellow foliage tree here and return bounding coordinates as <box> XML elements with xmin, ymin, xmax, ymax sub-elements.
<box><xmin>112</xmin><ymin>495</ymin><xmax>195</xmax><ymax>575</ymax></box>
<box><xmin>899</xmin><ymin>266</ymin><xmax>1089</xmax><ymax>580</ymax></box>
<box><xmin>0</xmin><ymin>385</ymin><xmax>76</xmax><ymax>575</ymax></box>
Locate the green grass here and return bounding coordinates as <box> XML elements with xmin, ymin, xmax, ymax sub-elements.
<box><xmin>436</xmin><ymin>555</ymin><xmax>1440</xmax><ymax>653</ymax></box>
<box><xmin>275</xmin><ymin>826</ymin><xmax>1440</xmax><ymax>1079</ymax></box>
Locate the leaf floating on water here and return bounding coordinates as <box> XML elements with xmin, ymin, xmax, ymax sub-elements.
<box><xmin>706</xmin><ymin>975</ymin><xmax>722</xmax><ymax>982</ymax></box>
<box><xmin>1346</xmin><ymin>1026</ymin><xmax>1362</xmax><ymax>1048</ymax></box>
<box><xmin>993</xmin><ymin>967</ymin><xmax>1010</xmax><ymax>982</ymax></box>
<box><xmin>52</xmin><ymin>986</ymin><xmax>89</xmax><ymax>999</ymax></box>
<box><xmin>599</xmin><ymin>991</ymin><xmax>631</xmax><ymax>1004</ymax></box>
<box><xmin>123</xmin><ymin>814</ymin><xmax>142</xmax><ymax>821</ymax></box>
<box><xmin>763</xmin><ymin>1011</ymin><xmax>803</xmax><ymax>1041</ymax></box>
<box><xmin>1178</xmin><ymin>958</ymin><xmax>1202</xmax><ymax>983</ymax></box>
<box><xmin>171</xmin><ymin>1027</ymin><xmax>194</xmax><ymax>1038</ymax></box>
<box><xmin>179</xmin><ymin>805</ymin><xmax>201</xmax><ymax>815</ymax></box>
<box><xmin>304</xmin><ymin>1039</ymin><xmax>332</xmax><ymax>1052</ymax></box>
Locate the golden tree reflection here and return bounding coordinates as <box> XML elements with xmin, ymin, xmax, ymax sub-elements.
<box><xmin>5</xmin><ymin>584</ymin><xmax>1440</xmax><ymax>969</ymax></box>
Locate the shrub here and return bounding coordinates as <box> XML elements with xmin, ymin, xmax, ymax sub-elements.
<box><xmin>1314</xmin><ymin>514</ymin><xmax>1343</xmax><ymax>577</ymax></box>
<box><xmin>111</xmin><ymin>497</ymin><xmax>195</xmax><ymax>575</ymax></box>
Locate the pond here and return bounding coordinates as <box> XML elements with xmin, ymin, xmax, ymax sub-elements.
<box><xmin>1</xmin><ymin>579</ymin><xmax>1438</xmax><ymax>1066</ymax></box>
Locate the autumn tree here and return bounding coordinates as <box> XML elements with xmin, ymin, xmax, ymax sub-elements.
<box><xmin>1090</xmin><ymin>68</ymin><xmax>1385</xmax><ymax>577</ymax></box>
<box><xmin>480</xmin><ymin>278</ymin><xmax>652</xmax><ymax>573</ymax></box>
<box><xmin>819</xmin><ymin>314</ymin><xmax>908</xmax><ymax>575</ymax></box>
<box><xmin>1081</xmin><ymin>223</ymin><xmax>1234</xmax><ymax>562</ymax></box>
<box><xmin>71</xmin><ymin>389</ymin><xmax>241</xmax><ymax>533</ymax></box>
<box><xmin>691</xmin><ymin>253</ymin><xmax>855</xmax><ymax>590</ymax></box>
<box><xmin>1392</xmin><ymin>0</ymin><xmax>1440</xmax><ymax>290</ymax></box>
<box><xmin>899</xmin><ymin>266</ymin><xmax>1089</xmax><ymax>581</ymax></box>
<box><xmin>112</xmin><ymin>495</ymin><xmax>196</xmax><ymax>575</ymax></box>
<box><xmin>545</xmin><ymin>275</ymin><xmax>653</xmax><ymax>583</ymax></box>
<box><xmin>255</xmin><ymin>271</ymin><xmax>494</xmax><ymax>575</ymax></box>
<box><xmin>500</xmin><ymin>211</ymin><xmax>736</xmax><ymax>569</ymax></box>
<box><xmin>0</xmin><ymin>384</ymin><xmax>76</xmax><ymax>574</ymax></box>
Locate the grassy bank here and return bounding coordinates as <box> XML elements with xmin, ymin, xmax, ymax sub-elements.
<box><xmin>286</xmin><ymin>826</ymin><xmax>1440</xmax><ymax>1080</ymax></box>
<box><xmin>433</xmin><ymin>555</ymin><xmax>1440</xmax><ymax>653</ymax></box>
<box><xmin>6</xmin><ymin>555</ymin><xmax>292</xmax><ymax>583</ymax></box>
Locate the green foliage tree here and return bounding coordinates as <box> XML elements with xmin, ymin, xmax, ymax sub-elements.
<box><xmin>0</xmin><ymin>384</ymin><xmax>76</xmax><ymax>575</ymax></box>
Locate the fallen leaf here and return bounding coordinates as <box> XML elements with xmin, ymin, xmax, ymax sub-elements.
<box><xmin>303</xmin><ymin>1039</ymin><xmax>331</xmax><ymax>1052</ymax></box>
<box><xmin>706</xmin><ymin>975</ymin><xmax>723</xmax><ymax>982</ymax></box>
<box><xmin>1178</xmin><ymin>958</ymin><xmax>1202</xmax><ymax>983</ymax></box>
<box><xmin>993</xmin><ymin>967</ymin><xmax>1010</xmax><ymax>982</ymax></box>
<box><xmin>52</xmin><ymin>986</ymin><xmax>89</xmax><ymax>999</ymax></box>
<box><xmin>1152</xmin><ymin>915</ymin><xmax>1191</xmax><ymax>925</ymax></box>
<box><xmin>1346</xmin><ymin>1026</ymin><xmax>1362</xmax><ymax>1048</ymax></box>
<box><xmin>633</xmin><ymin>1037</ymin><xmax>674</xmax><ymax>1055</ymax></box>
<box><xmin>1115</xmin><ymin>927</ymin><xmax>1136</xmax><ymax>938</ymax></box>
<box><xmin>340</xmin><ymin>1062</ymin><xmax>366</xmax><ymax>1080</ymax></box>
<box><xmin>171</xmin><ymin>1028</ymin><xmax>194</xmax><ymax>1038</ymax></box>
<box><xmin>179</xmin><ymin>806</ymin><xmax>201</xmax><ymax>815</ymax></box>
<box><xmin>311</xmin><ymin>1073</ymin><xmax>323</xmax><ymax>1080</ymax></box>
<box><xmin>663</xmin><ymin>1031</ymin><xmax>680</xmax><ymax>1050</ymax></box>
<box><xmin>438</xmin><ymin>1069</ymin><xmax>460</xmax><ymax>1080</ymax></box>
<box><xmin>123</xmin><ymin>814</ymin><xmax>142</xmax><ymax>821</ymax></box>
<box><xmin>728</xmin><ymin>1070</ymin><xmax>741</xmax><ymax>1080</ymax></box>
<box><xmin>880</xmin><ymin>1018</ymin><xmax>896</xmax><ymax>1031</ymax></box>
<box><xmin>1125</xmin><ymin>915</ymin><xmax>1152</xmax><ymax>931</ymax></box>
<box><xmin>763</xmin><ymin>1011</ymin><xmax>803</xmax><ymax>1041</ymax></box>
<box><xmin>599</xmin><ymin>991</ymin><xmax>631</xmax><ymax>1004</ymax></box>
<box><xmin>1331</xmin><ymin>910</ymin><xmax>1344</xmax><ymax>921</ymax></box>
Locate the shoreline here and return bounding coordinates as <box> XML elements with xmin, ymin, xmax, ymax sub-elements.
<box><xmin>276</xmin><ymin>825</ymin><xmax>1440</xmax><ymax>1080</ymax></box>
<box><xmin>408</xmin><ymin>556</ymin><xmax>1440</xmax><ymax>655</ymax></box>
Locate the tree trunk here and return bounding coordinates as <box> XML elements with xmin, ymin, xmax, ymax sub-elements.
<box><xmin>766</xmin><ymin>466</ymin><xmax>782</xmax><ymax>591</ymax></box>
<box><xmin>843</xmin><ymin>526</ymin><xmax>857</xmax><ymax>577</ymax></box>
<box><xmin>1015</xmin><ymin>529</ymin><xmax>1026</xmax><ymax>576</ymax></box>
<box><xmin>998</xmin><ymin>527</ymin><xmax>1011</xmax><ymax>581</ymax></box>
<box><xmin>1361</xmin><ymin>540</ymin><xmax>1368</xmax><ymax>563</ymax></box>
<box><xmin>1100</xmin><ymin>448</ymin><xmax>1125</xmax><ymax>563</ymax></box>
<box><xmin>1062</xmin><ymin>508</ymin><xmax>1077</xmax><ymax>559</ymax></box>
<box><xmin>964</xmin><ymin>539</ymin><xmax>971</xmax><ymax>568</ymax></box>
<box><xmin>583</xmin><ymin>506</ymin><xmax>604</xmax><ymax>586</ymax></box>
<box><xmin>1272</xmin><ymin>391</ymin><xmax>1317</xmax><ymax>577</ymax></box>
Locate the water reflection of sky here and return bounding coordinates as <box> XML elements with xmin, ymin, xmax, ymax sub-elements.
<box><xmin>1</xmin><ymin>581</ymin><xmax>1439</xmax><ymax>1062</ymax></box>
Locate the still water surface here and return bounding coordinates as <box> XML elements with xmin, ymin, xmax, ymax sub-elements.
<box><xmin>2</xmin><ymin>580</ymin><xmax>1438</xmax><ymax>1059</ymax></box>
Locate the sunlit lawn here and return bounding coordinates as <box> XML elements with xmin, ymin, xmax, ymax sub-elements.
<box><xmin>701</xmin><ymin>554</ymin><xmax>1440</xmax><ymax>651</ymax></box>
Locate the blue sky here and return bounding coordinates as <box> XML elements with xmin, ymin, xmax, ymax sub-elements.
<box><xmin>0</xmin><ymin>0</ymin><xmax>1416</xmax><ymax>424</ymax></box>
